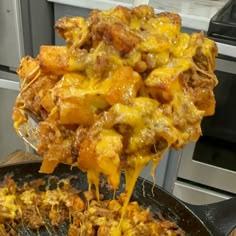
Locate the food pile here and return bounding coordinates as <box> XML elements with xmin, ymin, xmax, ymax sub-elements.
<box><xmin>0</xmin><ymin>175</ymin><xmax>184</xmax><ymax>236</ymax></box>
<box><xmin>12</xmin><ymin>5</ymin><xmax>218</xmax><ymax>191</ymax></box>
<box><xmin>11</xmin><ymin>5</ymin><xmax>218</xmax><ymax>235</ymax></box>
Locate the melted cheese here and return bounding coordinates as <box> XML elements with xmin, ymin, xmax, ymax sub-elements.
<box><xmin>12</xmin><ymin>6</ymin><xmax>218</xmax><ymax>234</ymax></box>
<box><xmin>113</xmin><ymin>155</ymin><xmax>151</xmax><ymax>236</ymax></box>
<box><xmin>0</xmin><ymin>188</ymin><xmax>17</xmax><ymax>220</ymax></box>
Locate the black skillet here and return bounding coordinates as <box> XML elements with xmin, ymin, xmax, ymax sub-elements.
<box><xmin>0</xmin><ymin>161</ymin><xmax>235</xmax><ymax>236</ymax></box>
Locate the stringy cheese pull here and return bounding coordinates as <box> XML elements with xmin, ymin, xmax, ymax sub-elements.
<box><xmin>79</xmin><ymin>129</ymin><xmax>123</xmax><ymax>190</ymax></box>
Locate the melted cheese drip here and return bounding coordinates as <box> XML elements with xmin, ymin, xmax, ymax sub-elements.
<box><xmin>112</xmin><ymin>155</ymin><xmax>151</xmax><ymax>236</ymax></box>
<box><xmin>150</xmin><ymin>155</ymin><xmax>162</xmax><ymax>179</ymax></box>
<box><xmin>87</xmin><ymin>170</ymin><xmax>100</xmax><ymax>201</ymax></box>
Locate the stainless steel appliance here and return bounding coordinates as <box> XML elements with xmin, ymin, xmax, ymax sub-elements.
<box><xmin>174</xmin><ymin>0</ymin><xmax>236</xmax><ymax>205</ymax></box>
<box><xmin>0</xmin><ymin>0</ymin><xmax>54</xmax><ymax>159</ymax></box>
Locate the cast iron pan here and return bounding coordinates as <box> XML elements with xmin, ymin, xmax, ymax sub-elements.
<box><xmin>0</xmin><ymin>161</ymin><xmax>235</xmax><ymax>236</ymax></box>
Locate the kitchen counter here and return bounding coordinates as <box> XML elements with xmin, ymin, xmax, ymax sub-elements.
<box><xmin>0</xmin><ymin>150</ymin><xmax>42</xmax><ymax>166</ymax></box>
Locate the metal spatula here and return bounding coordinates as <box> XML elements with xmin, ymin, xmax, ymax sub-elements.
<box><xmin>17</xmin><ymin>112</ymin><xmax>39</xmax><ymax>152</ymax></box>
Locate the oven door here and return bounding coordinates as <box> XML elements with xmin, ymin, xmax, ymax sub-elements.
<box><xmin>177</xmin><ymin>56</ymin><xmax>236</xmax><ymax>195</ymax></box>
<box><xmin>177</xmin><ymin>142</ymin><xmax>236</xmax><ymax>194</ymax></box>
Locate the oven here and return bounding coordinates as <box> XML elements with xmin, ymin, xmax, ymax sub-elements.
<box><xmin>174</xmin><ymin>56</ymin><xmax>236</xmax><ymax>204</ymax></box>
<box><xmin>173</xmin><ymin>0</ymin><xmax>236</xmax><ymax>205</ymax></box>
<box><xmin>0</xmin><ymin>0</ymin><xmax>54</xmax><ymax>160</ymax></box>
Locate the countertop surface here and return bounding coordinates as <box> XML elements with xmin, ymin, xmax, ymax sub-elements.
<box><xmin>0</xmin><ymin>150</ymin><xmax>42</xmax><ymax>166</ymax></box>
<box><xmin>48</xmin><ymin>0</ymin><xmax>229</xmax><ymax>31</ymax></box>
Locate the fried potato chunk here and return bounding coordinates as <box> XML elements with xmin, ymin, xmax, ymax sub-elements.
<box><xmin>55</xmin><ymin>16</ymin><xmax>90</xmax><ymax>49</ymax></box>
<box><xmin>105</xmin><ymin>66</ymin><xmax>142</xmax><ymax>105</ymax></box>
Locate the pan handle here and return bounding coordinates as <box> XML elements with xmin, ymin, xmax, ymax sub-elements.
<box><xmin>186</xmin><ymin>197</ymin><xmax>236</xmax><ymax>236</ymax></box>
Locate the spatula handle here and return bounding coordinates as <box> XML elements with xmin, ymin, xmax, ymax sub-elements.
<box><xmin>186</xmin><ymin>197</ymin><xmax>236</xmax><ymax>236</ymax></box>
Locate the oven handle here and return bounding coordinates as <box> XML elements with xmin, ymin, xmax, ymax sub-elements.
<box><xmin>185</xmin><ymin>197</ymin><xmax>236</xmax><ymax>236</ymax></box>
<box><xmin>0</xmin><ymin>79</ymin><xmax>20</xmax><ymax>91</ymax></box>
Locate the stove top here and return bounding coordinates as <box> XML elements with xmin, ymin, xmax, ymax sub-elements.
<box><xmin>208</xmin><ymin>0</ymin><xmax>236</xmax><ymax>45</ymax></box>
